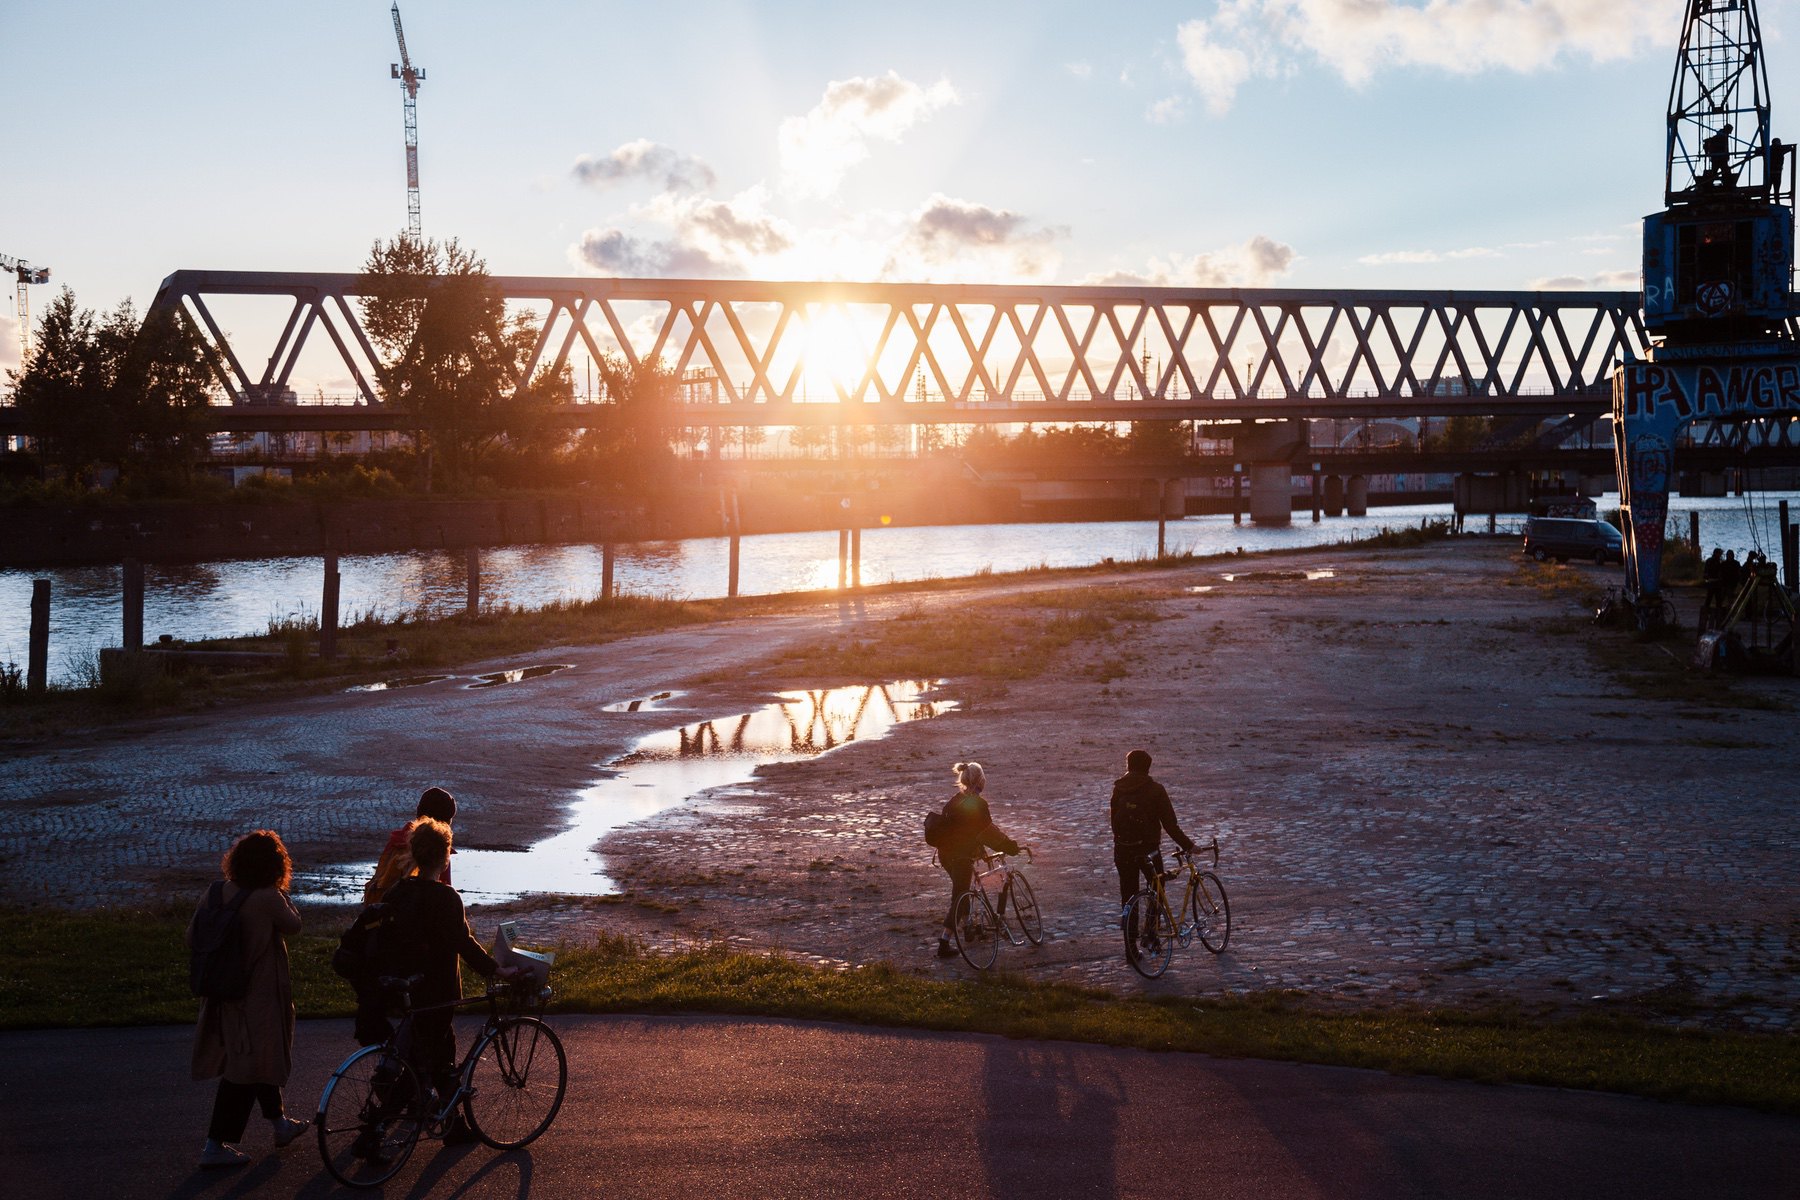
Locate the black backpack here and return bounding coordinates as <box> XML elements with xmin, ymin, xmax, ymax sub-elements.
<box><xmin>331</xmin><ymin>902</ymin><xmax>390</xmax><ymax>992</ymax></box>
<box><xmin>189</xmin><ymin>881</ymin><xmax>253</xmax><ymax>1001</ymax></box>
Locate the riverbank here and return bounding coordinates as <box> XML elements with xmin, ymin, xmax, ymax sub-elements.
<box><xmin>2</xmin><ymin>538</ymin><xmax>1793</xmax><ymax>1040</ymax></box>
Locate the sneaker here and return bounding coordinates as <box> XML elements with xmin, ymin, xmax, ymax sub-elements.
<box><xmin>199</xmin><ymin>1141</ymin><xmax>251</xmax><ymax>1170</ymax></box>
<box><xmin>936</xmin><ymin>938</ymin><xmax>957</xmax><ymax>958</ymax></box>
<box><xmin>270</xmin><ymin>1115</ymin><xmax>309</xmax><ymax>1149</ymax></box>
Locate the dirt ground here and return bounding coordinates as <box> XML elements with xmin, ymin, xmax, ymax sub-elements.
<box><xmin>3</xmin><ymin>540</ymin><xmax>1795</xmax><ymax>1030</ymax></box>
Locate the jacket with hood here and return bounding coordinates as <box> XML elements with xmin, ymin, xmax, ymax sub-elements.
<box><xmin>1109</xmin><ymin>772</ymin><xmax>1196</xmax><ymax>857</ymax></box>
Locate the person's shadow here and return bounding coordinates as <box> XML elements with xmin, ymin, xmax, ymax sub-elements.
<box><xmin>977</xmin><ymin>1038</ymin><xmax>1123</xmax><ymax>1198</ymax></box>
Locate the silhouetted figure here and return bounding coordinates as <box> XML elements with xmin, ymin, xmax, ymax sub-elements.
<box><xmin>1722</xmin><ymin>549</ymin><xmax>1743</xmax><ymax>601</ymax></box>
<box><xmin>1109</xmin><ymin>748</ymin><xmax>1199</xmax><ymax>934</ymax></box>
<box><xmin>189</xmin><ymin>830</ymin><xmax>308</xmax><ymax>1169</ymax></box>
<box><xmin>1705</xmin><ymin>123</ymin><xmax>1735</xmax><ymax>187</ymax></box>
<box><xmin>371</xmin><ymin>818</ymin><xmax>519</xmax><ymax>1145</ymax></box>
<box><xmin>931</xmin><ymin>761</ymin><xmax>1023</xmax><ymax>958</ymax></box>
<box><xmin>363</xmin><ymin>786</ymin><xmax>458</xmax><ymax>903</ymax></box>
<box><xmin>1703</xmin><ymin>547</ymin><xmax>1725</xmax><ymax>610</ymax></box>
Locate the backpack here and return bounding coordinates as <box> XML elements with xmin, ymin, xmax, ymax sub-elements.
<box><xmin>331</xmin><ymin>902</ymin><xmax>390</xmax><ymax>992</ymax></box>
<box><xmin>922</xmin><ymin>810</ymin><xmax>948</xmax><ymax>847</ymax></box>
<box><xmin>189</xmin><ymin>881</ymin><xmax>253</xmax><ymax>1001</ymax></box>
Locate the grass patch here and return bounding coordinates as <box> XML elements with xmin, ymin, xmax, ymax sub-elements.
<box><xmin>3</xmin><ymin>906</ymin><xmax>1795</xmax><ymax>1114</ymax></box>
<box><xmin>769</xmin><ymin>586</ymin><xmax>1165</xmax><ymax>682</ymax></box>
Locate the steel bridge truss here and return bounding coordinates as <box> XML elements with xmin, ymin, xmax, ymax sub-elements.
<box><xmin>147</xmin><ymin>271</ymin><xmax>1657</xmax><ymax>422</ymax></box>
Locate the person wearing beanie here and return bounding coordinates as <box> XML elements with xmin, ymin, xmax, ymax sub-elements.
<box><xmin>362</xmin><ymin>787</ymin><xmax>457</xmax><ymax>904</ymax></box>
<box><xmin>1109</xmin><ymin>749</ymin><xmax>1197</xmax><ymax>958</ymax></box>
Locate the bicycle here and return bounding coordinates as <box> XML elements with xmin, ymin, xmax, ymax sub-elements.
<box><xmin>1122</xmin><ymin>837</ymin><xmax>1231</xmax><ymax>979</ymax></box>
<box><xmin>316</xmin><ymin>973</ymin><xmax>568</xmax><ymax>1188</ymax></box>
<box><xmin>947</xmin><ymin>847</ymin><xmax>1043</xmax><ymax>970</ymax></box>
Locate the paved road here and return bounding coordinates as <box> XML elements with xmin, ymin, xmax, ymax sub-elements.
<box><xmin>3</xmin><ymin>1015</ymin><xmax>1794</xmax><ymax>1199</ymax></box>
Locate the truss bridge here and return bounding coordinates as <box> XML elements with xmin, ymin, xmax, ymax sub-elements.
<box><xmin>134</xmin><ymin>271</ymin><xmax>1665</xmax><ymax>425</ymax></box>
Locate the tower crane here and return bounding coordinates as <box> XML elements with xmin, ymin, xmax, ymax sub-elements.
<box><xmin>390</xmin><ymin>3</ymin><xmax>426</xmax><ymax>241</ymax></box>
<box><xmin>0</xmin><ymin>253</ymin><xmax>52</xmax><ymax>364</ymax></box>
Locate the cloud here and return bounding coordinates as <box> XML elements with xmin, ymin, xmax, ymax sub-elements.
<box><xmin>884</xmin><ymin>194</ymin><xmax>1068</xmax><ymax>281</ymax></box>
<box><xmin>572</xmin><ymin>188</ymin><xmax>794</xmax><ymax>278</ymax></box>
<box><xmin>1534</xmin><ymin>269</ymin><xmax>1639</xmax><ymax>290</ymax></box>
<box><xmin>1088</xmin><ymin>234</ymin><xmax>1297</xmax><ymax>287</ymax></box>
<box><xmin>572</xmin><ymin>139</ymin><xmax>716</xmax><ymax>194</ymax></box>
<box><xmin>1176</xmin><ymin>1</ymin><xmax>1675</xmax><ymax>114</ymax></box>
<box><xmin>1146</xmin><ymin>96</ymin><xmax>1187</xmax><ymax>124</ymax></box>
<box><xmin>1066</xmin><ymin>61</ymin><xmax>1094</xmax><ymax>80</ymax></box>
<box><xmin>779</xmin><ymin>71</ymin><xmax>959</xmax><ymax>196</ymax></box>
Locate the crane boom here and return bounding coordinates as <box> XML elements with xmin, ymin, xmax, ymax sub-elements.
<box><xmin>0</xmin><ymin>252</ymin><xmax>51</xmax><ymax>363</ymax></box>
<box><xmin>389</xmin><ymin>3</ymin><xmax>426</xmax><ymax>240</ymax></box>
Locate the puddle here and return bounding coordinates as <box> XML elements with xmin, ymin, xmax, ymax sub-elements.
<box><xmin>1184</xmin><ymin>586</ymin><xmax>1215</xmax><ymax>594</ymax></box>
<box><xmin>602</xmin><ymin>690</ymin><xmax>678</xmax><ymax>713</ymax></box>
<box><xmin>346</xmin><ymin>674</ymin><xmax>453</xmax><ymax>693</ymax></box>
<box><xmin>302</xmin><ymin>679</ymin><xmax>952</xmax><ymax>904</ymax></box>
<box><xmin>465</xmin><ymin>663</ymin><xmax>575</xmax><ymax>689</ymax></box>
<box><xmin>1220</xmin><ymin>568</ymin><xmax>1338</xmax><ymax>582</ymax></box>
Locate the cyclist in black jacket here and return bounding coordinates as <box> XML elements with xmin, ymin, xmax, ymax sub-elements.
<box><xmin>933</xmin><ymin>761</ymin><xmax>1022</xmax><ymax>958</ymax></box>
<box><xmin>1109</xmin><ymin>748</ymin><xmax>1197</xmax><ymax>909</ymax></box>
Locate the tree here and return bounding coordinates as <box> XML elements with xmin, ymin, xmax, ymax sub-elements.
<box><xmin>9</xmin><ymin>287</ymin><xmax>221</xmax><ymax>483</ymax></box>
<box><xmin>358</xmin><ymin>236</ymin><xmax>553</xmax><ymax>487</ymax></box>
<box><xmin>575</xmin><ymin>353</ymin><xmax>677</xmax><ymax>489</ymax></box>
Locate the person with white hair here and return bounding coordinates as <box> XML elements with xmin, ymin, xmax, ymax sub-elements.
<box><xmin>929</xmin><ymin>761</ymin><xmax>1023</xmax><ymax>959</ymax></box>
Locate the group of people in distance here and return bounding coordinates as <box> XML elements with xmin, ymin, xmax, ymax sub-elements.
<box><xmin>1701</xmin><ymin>545</ymin><xmax>1772</xmax><ymax>612</ymax></box>
<box><xmin>188</xmin><ymin>787</ymin><xmax>525</xmax><ymax>1171</ymax></box>
<box><xmin>927</xmin><ymin>748</ymin><xmax>1199</xmax><ymax>959</ymax></box>
<box><xmin>189</xmin><ymin>749</ymin><xmax>1203</xmax><ymax>1170</ymax></box>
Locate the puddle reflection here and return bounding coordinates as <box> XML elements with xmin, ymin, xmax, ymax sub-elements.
<box><xmin>346</xmin><ymin>674</ymin><xmax>453</xmax><ymax>693</ymax></box>
<box><xmin>304</xmin><ymin>679</ymin><xmax>951</xmax><ymax>904</ymax></box>
<box><xmin>601</xmin><ymin>691</ymin><xmax>677</xmax><ymax>713</ymax></box>
<box><xmin>466</xmin><ymin>664</ymin><xmax>575</xmax><ymax>689</ymax></box>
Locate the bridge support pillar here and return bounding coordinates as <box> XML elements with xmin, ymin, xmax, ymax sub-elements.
<box><xmin>1346</xmin><ymin>475</ymin><xmax>1369</xmax><ymax>517</ymax></box>
<box><xmin>1249</xmin><ymin>463</ymin><xmax>1292</xmax><ymax>525</ymax></box>
<box><xmin>1323</xmin><ymin>475</ymin><xmax>1344</xmax><ymax>517</ymax></box>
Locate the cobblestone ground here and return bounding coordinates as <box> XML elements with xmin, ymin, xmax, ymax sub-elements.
<box><xmin>2</xmin><ymin>542</ymin><xmax>1795</xmax><ymax>1031</ymax></box>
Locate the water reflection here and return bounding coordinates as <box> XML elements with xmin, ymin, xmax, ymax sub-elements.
<box><xmin>601</xmin><ymin>691</ymin><xmax>676</xmax><ymax>713</ymax></box>
<box><xmin>465</xmin><ymin>664</ymin><xmax>574</xmax><ymax>690</ymax></box>
<box><xmin>346</xmin><ymin>674</ymin><xmax>453</xmax><ymax>693</ymax></box>
<box><xmin>302</xmin><ymin>678</ymin><xmax>951</xmax><ymax>904</ymax></box>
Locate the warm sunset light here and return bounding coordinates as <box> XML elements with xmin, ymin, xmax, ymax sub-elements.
<box><xmin>7</xmin><ymin>5</ymin><xmax>1799</xmax><ymax>1195</ymax></box>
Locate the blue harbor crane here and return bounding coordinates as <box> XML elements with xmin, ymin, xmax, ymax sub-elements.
<box><xmin>390</xmin><ymin>3</ymin><xmax>426</xmax><ymax>241</ymax></box>
<box><xmin>1612</xmin><ymin>0</ymin><xmax>1800</xmax><ymax>645</ymax></box>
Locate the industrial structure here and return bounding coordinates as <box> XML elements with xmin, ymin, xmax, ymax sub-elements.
<box><xmin>1</xmin><ymin>253</ymin><xmax>52</xmax><ymax>362</ymax></box>
<box><xmin>1613</xmin><ymin>0</ymin><xmax>1800</xmax><ymax>630</ymax></box>
<box><xmin>390</xmin><ymin>3</ymin><xmax>426</xmax><ymax>240</ymax></box>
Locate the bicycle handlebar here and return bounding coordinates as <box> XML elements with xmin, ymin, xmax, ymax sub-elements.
<box><xmin>1175</xmin><ymin>837</ymin><xmax>1220</xmax><ymax>869</ymax></box>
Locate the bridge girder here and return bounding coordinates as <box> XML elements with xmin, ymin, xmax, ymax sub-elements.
<box><xmin>135</xmin><ymin>271</ymin><xmax>1677</xmax><ymax>425</ymax></box>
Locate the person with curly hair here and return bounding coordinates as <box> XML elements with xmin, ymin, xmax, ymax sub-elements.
<box><xmin>188</xmin><ymin>830</ymin><xmax>308</xmax><ymax>1170</ymax></box>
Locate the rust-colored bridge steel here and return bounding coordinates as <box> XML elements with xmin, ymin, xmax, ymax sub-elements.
<box><xmin>143</xmin><ymin>271</ymin><xmax>1659</xmax><ymax>423</ymax></box>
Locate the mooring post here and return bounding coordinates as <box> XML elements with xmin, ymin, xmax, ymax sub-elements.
<box><xmin>122</xmin><ymin>558</ymin><xmax>144</xmax><ymax>652</ymax></box>
<box><xmin>851</xmin><ymin>523</ymin><xmax>862</xmax><ymax>589</ymax></box>
<box><xmin>27</xmin><ymin>579</ymin><xmax>49</xmax><ymax>696</ymax></box>
<box><xmin>1780</xmin><ymin>502</ymin><xmax>1792</xmax><ymax>588</ymax></box>
<box><xmin>466</xmin><ymin>547</ymin><xmax>480</xmax><ymax>617</ymax></box>
<box><xmin>727</xmin><ymin>492</ymin><xmax>742</xmax><ymax>599</ymax></box>
<box><xmin>838</xmin><ymin>527</ymin><xmax>849</xmax><ymax>590</ymax></box>
<box><xmin>320</xmin><ymin>551</ymin><xmax>340</xmax><ymax>661</ymax></box>
<box><xmin>1232</xmin><ymin>465</ymin><xmax>1243</xmax><ymax>526</ymax></box>
<box><xmin>601</xmin><ymin>542</ymin><xmax>615</xmax><ymax>601</ymax></box>
<box><xmin>1311</xmin><ymin>463</ymin><xmax>1322</xmax><ymax>523</ymax></box>
<box><xmin>1778</xmin><ymin>518</ymin><xmax>1792</xmax><ymax>593</ymax></box>
<box><xmin>1690</xmin><ymin>510</ymin><xmax>1702</xmax><ymax>557</ymax></box>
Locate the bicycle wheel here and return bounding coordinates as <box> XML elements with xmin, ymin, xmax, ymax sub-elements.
<box><xmin>952</xmin><ymin>890</ymin><xmax>1000</xmax><ymax>970</ymax></box>
<box><xmin>1006</xmin><ymin>874</ymin><xmax>1044</xmax><ymax>946</ymax></box>
<box><xmin>316</xmin><ymin>1045</ymin><xmax>426</xmax><ymax>1189</ymax></box>
<box><xmin>1186</xmin><ymin>871</ymin><xmax>1232</xmax><ymax>953</ymax></box>
<box><xmin>1124</xmin><ymin>890</ymin><xmax>1175</xmax><ymax>979</ymax></box>
<box><xmin>465</xmin><ymin>1016</ymin><xmax>569</xmax><ymax>1150</ymax></box>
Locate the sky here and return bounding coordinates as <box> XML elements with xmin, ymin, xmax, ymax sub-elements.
<box><xmin>5</xmin><ymin>0</ymin><xmax>1797</xmax><ymax>387</ymax></box>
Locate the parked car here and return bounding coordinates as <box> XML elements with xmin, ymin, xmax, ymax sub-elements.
<box><xmin>1522</xmin><ymin>516</ymin><xmax>1623</xmax><ymax>564</ymax></box>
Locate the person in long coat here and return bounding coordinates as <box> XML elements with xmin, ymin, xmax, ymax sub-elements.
<box><xmin>188</xmin><ymin>829</ymin><xmax>309</xmax><ymax>1169</ymax></box>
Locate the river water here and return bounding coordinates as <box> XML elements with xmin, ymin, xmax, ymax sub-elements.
<box><xmin>6</xmin><ymin>493</ymin><xmax>1799</xmax><ymax>685</ymax></box>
